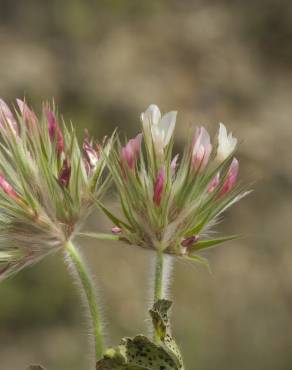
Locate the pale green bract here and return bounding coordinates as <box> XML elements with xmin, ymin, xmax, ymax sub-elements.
<box><xmin>0</xmin><ymin>99</ymin><xmax>111</xmax><ymax>281</ymax></box>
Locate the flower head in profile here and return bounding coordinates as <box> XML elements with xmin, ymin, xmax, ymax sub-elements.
<box><xmin>101</xmin><ymin>104</ymin><xmax>249</xmax><ymax>264</ymax></box>
<box><xmin>0</xmin><ymin>99</ymin><xmax>111</xmax><ymax>281</ymax></box>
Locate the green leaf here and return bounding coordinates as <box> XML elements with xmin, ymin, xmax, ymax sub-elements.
<box><xmin>26</xmin><ymin>366</ymin><xmax>45</xmax><ymax>370</ymax></box>
<box><xmin>96</xmin><ymin>335</ymin><xmax>178</xmax><ymax>370</ymax></box>
<box><xmin>189</xmin><ymin>234</ymin><xmax>240</xmax><ymax>252</ymax></box>
<box><xmin>149</xmin><ymin>300</ymin><xmax>184</xmax><ymax>370</ymax></box>
<box><xmin>96</xmin><ymin>299</ymin><xmax>185</xmax><ymax>370</ymax></box>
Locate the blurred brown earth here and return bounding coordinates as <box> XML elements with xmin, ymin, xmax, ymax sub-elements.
<box><xmin>0</xmin><ymin>1</ymin><xmax>292</xmax><ymax>369</ymax></box>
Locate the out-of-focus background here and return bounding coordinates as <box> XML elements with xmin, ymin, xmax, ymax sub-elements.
<box><xmin>1</xmin><ymin>1</ymin><xmax>292</xmax><ymax>369</ymax></box>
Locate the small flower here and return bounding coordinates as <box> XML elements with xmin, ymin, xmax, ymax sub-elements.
<box><xmin>140</xmin><ymin>104</ymin><xmax>177</xmax><ymax>157</ymax></box>
<box><xmin>192</xmin><ymin>127</ymin><xmax>212</xmax><ymax>171</ymax></box>
<box><xmin>181</xmin><ymin>235</ymin><xmax>199</xmax><ymax>247</ymax></box>
<box><xmin>16</xmin><ymin>99</ymin><xmax>38</xmax><ymax>128</ymax></box>
<box><xmin>0</xmin><ymin>99</ymin><xmax>111</xmax><ymax>281</ymax></box>
<box><xmin>59</xmin><ymin>158</ymin><xmax>71</xmax><ymax>188</ymax></box>
<box><xmin>45</xmin><ymin>107</ymin><xmax>64</xmax><ymax>155</ymax></box>
<box><xmin>220</xmin><ymin>158</ymin><xmax>239</xmax><ymax>196</ymax></box>
<box><xmin>101</xmin><ymin>104</ymin><xmax>248</xmax><ymax>262</ymax></box>
<box><xmin>170</xmin><ymin>154</ymin><xmax>179</xmax><ymax>176</ymax></box>
<box><xmin>121</xmin><ymin>133</ymin><xmax>142</xmax><ymax>170</ymax></box>
<box><xmin>83</xmin><ymin>131</ymin><xmax>100</xmax><ymax>174</ymax></box>
<box><xmin>153</xmin><ymin>168</ymin><xmax>165</xmax><ymax>206</ymax></box>
<box><xmin>0</xmin><ymin>175</ymin><xmax>18</xmax><ymax>199</ymax></box>
<box><xmin>216</xmin><ymin>123</ymin><xmax>237</xmax><ymax>162</ymax></box>
<box><xmin>111</xmin><ymin>226</ymin><xmax>122</xmax><ymax>234</ymax></box>
<box><xmin>208</xmin><ymin>172</ymin><xmax>220</xmax><ymax>193</ymax></box>
<box><xmin>0</xmin><ymin>99</ymin><xmax>18</xmax><ymax>134</ymax></box>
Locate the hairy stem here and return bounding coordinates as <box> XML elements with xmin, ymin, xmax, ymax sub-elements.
<box><xmin>153</xmin><ymin>250</ymin><xmax>164</xmax><ymax>342</ymax></box>
<box><xmin>65</xmin><ymin>240</ymin><xmax>104</xmax><ymax>360</ymax></box>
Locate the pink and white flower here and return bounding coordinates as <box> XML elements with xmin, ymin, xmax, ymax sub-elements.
<box><xmin>140</xmin><ymin>104</ymin><xmax>177</xmax><ymax>155</ymax></box>
<box><xmin>192</xmin><ymin>127</ymin><xmax>212</xmax><ymax>171</ymax></box>
<box><xmin>121</xmin><ymin>133</ymin><xmax>142</xmax><ymax>170</ymax></box>
<box><xmin>220</xmin><ymin>158</ymin><xmax>239</xmax><ymax>196</ymax></box>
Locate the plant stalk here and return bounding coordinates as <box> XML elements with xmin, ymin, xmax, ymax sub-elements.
<box><xmin>153</xmin><ymin>250</ymin><xmax>164</xmax><ymax>342</ymax></box>
<box><xmin>65</xmin><ymin>240</ymin><xmax>104</xmax><ymax>360</ymax></box>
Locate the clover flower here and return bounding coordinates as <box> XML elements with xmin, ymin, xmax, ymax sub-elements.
<box><xmin>0</xmin><ymin>99</ymin><xmax>110</xmax><ymax>281</ymax></box>
<box><xmin>102</xmin><ymin>104</ymin><xmax>249</xmax><ymax>262</ymax></box>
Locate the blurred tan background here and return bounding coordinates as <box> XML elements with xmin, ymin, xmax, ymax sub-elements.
<box><xmin>1</xmin><ymin>1</ymin><xmax>292</xmax><ymax>369</ymax></box>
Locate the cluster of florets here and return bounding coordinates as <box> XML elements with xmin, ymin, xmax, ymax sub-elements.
<box><xmin>104</xmin><ymin>104</ymin><xmax>248</xmax><ymax>260</ymax></box>
<box><xmin>0</xmin><ymin>99</ymin><xmax>109</xmax><ymax>280</ymax></box>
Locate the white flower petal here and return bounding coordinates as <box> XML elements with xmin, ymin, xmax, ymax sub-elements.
<box><xmin>140</xmin><ymin>104</ymin><xmax>161</xmax><ymax>126</ymax></box>
<box><xmin>158</xmin><ymin>111</ymin><xmax>177</xmax><ymax>146</ymax></box>
<box><xmin>216</xmin><ymin>123</ymin><xmax>237</xmax><ymax>162</ymax></box>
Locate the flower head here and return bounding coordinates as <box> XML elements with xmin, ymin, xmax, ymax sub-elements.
<box><xmin>0</xmin><ymin>99</ymin><xmax>111</xmax><ymax>281</ymax></box>
<box><xmin>101</xmin><ymin>105</ymin><xmax>249</xmax><ymax>263</ymax></box>
<box><xmin>216</xmin><ymin>123</ymin><xmax>237</xmax><ymax>163</ymax></box>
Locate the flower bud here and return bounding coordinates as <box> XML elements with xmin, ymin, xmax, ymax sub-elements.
<box><xmin>153</xmin><ymin>168</ymin><xmax>165</xmax><ymax>206</ymax></box>
<box><xmin>59</xmin><ymin>158</ymin><xmax>71</xmax><ymax>188</ymax></box>
<box><xmin>220</xmin><ymin>158</ymin><xmax>239</xmax><ymax>196</ymax></box>
<box><xmin>83</xmin><ymin>132</ymin><xmax>100</xmax><ymax>174</ymax></box>
<box><xmin>208</xmin><ymin>172</ymin><xmax>220</xmax><ymax>193</ymax></box>
<box><xmin>0</xmin><ymin>175</ymin><xmax>18</xmax><ymax>199</ymax></box>
<box><xmin>181</xmin><ymin>235</ymin><xmax>199</xmax><ymax>247</ymax></box>
<box><xmin>45</xmin><ymin>108</ymin><xmax>64</xmax><ymax>155</ymax></box>
<box><xmin>111</xmin><ymin>226</ymin><xmax>122</xmax><ymax>234</ymax></box>
<box><xmin>170</xmin><ymin>154</ymin><xmax>179</xmax><ymax>176</ymax></box>
<box><xmin>0</xmin><ymin>99</ymin><xmax>18</xmax><ymax>134</ymax></box>
<box><xmin>16</xmin><ymin>99</ymin><xmax>38</xmax><ymax>128</ymax></box>
<box><xmin>192</xmin><ymin>127</ymin><xmax>212</xmax><ymax>171</ymax></box>
<box><xmin>121</xmin><ymin>133</ymin><xmax>142</xmax><ymax>170</ymax></box>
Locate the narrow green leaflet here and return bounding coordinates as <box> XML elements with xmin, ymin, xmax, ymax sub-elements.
<box><xmin>96</xmin><ymin>200</ymin><xmax>133</xmax><ymax>231</ymax></box>
<box><xmin>189</xmin><ymin>234</ymin><xmax>240</xmax><ymax>252</ymax></box>
<box><xmin>96</xmin><ymin>300</ymin><xmax>184</xmax><ymax>370</ymax></box>
<box><xmin>26</xmin><ymin>366</ymin><xmax>45</xmax><ymax>370</ymax></box>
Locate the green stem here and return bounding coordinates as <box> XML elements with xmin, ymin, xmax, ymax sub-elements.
<box><xmin>65</xmin><ymin>240</ymin><xmax>104</xmax><ymax>360</ymax></box>
<box><xmin>153</xmin><ymin>250</ymin><xmax>164</xmax><ymax>342</ymax></box>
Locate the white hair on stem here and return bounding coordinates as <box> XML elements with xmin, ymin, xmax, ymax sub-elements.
<box><xmin>147</xmin><ymin>251</ymin><xmax>174</xmax><ymax>337</ymax></box>
<box><xmin>64</xmin><ymin>243</ymin><xmax>106</xmax><ymax>370</ymax></box>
